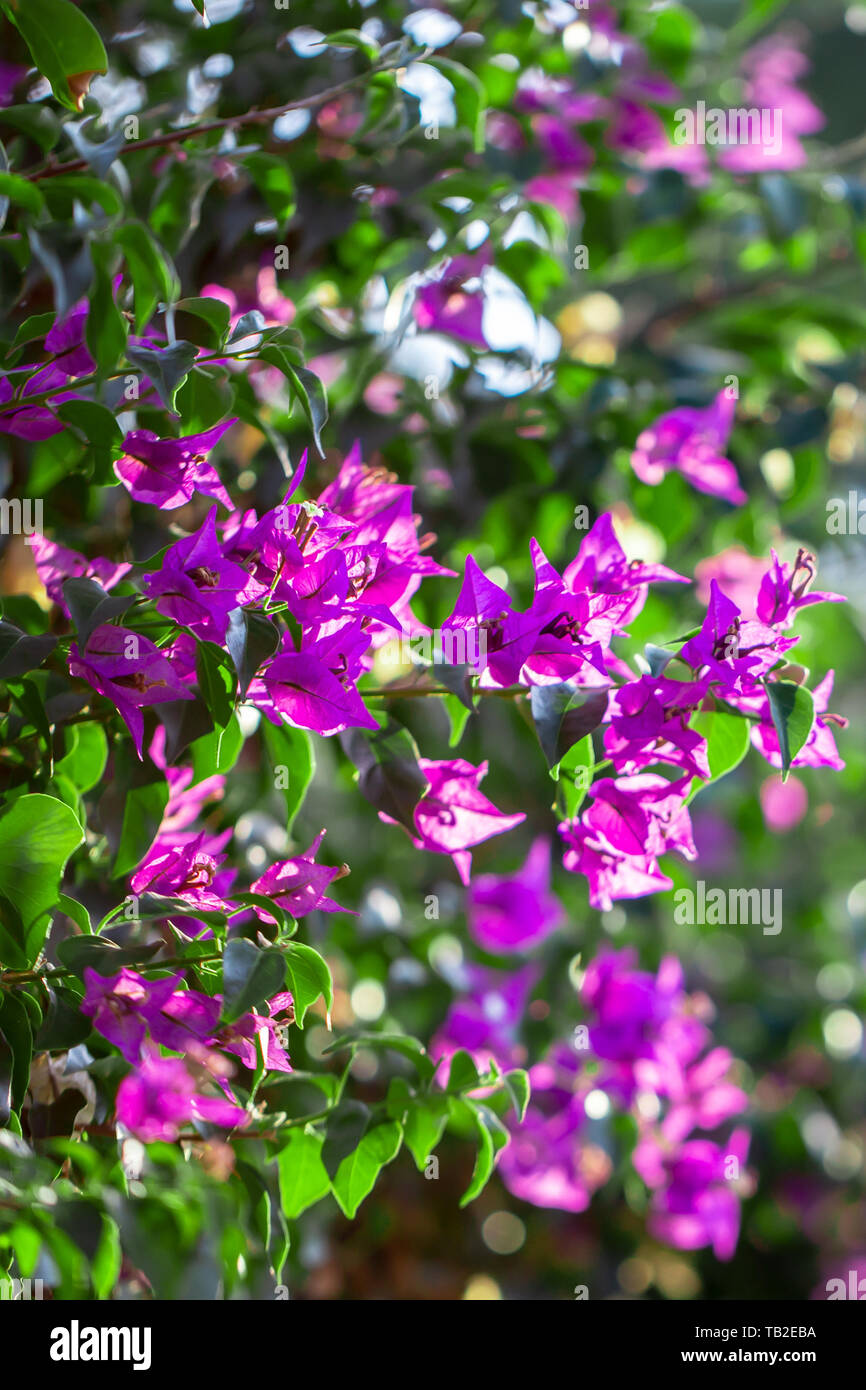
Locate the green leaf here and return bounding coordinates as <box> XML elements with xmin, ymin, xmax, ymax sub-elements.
<box><xmin>0</xmin><ymin>992</ymin><xmax>33</xmax><ymax>1117</ymax></box>
<box><xmin>245</xmin><ymin>154</ymin><xmax>297</xmax><ymax>227</ymax></box>
<box><xmin>321</xmin><ymin>1100</ymin><xmax>370</xmax><ymax>1179</ymax></box>
<box><xmin>687</xmin><ymin>705</ymin><xmax>752</xmax><ymax>802</ymax></box>
<box><xmin>85</xmin><ymin>240</ymin><xmax>128</xmax><ymax>378</ymax></box>
<box><xmin>189</xmin><ymin>713</ymin><xmax>244</xmax><ymax>781</ymax></box>
<box><xmin>0</xmin><ymin>171</ymin><xmax>46</xmax><ymax>222</ymax></box>
<box><xmin>27</xmin><ymin>223</ymin><xmax>92</xmax><ymax>321</ymax></box>
<box><xmin>55</xmin><ymin>937</ymin><xmax>162</xmax><ymax>976</ymax></box>
<box><xmin>125</xmin><ymin>340</ymin><xmax>199</xmax><ymax>414</ymax></box>
<box><xmin>155</xmin><ymin>695</ymin><xmax>214</xmax><ymax>764</ymax></box>
<box><xmin>765</xmin><ymin>681</ymin><xmax>815</xmax><ymax>781</ymax></box>
<box><xmin>101</xmin><ymin>745</ymin><xmax>169</xmax><ymax>879</ymax></box>
<box><xmin>459</xmin><ymin>1100</ymin><xmax>509</xmax><ymax>1207</ymax></box>
<box><xmin>62</xmin><ymin>577</ymin><xmax>135</xmax><ymax>649</ymax></box>
<box><xmin>1</xmin><ymin>0</ymin><xmax>108</xmax><ymax>112</ymax></box>
<box><xmin>502</xmin><ymin>1068</ymin><xmax>530</xmax><ymax>1122</ymax></box>
<box><xmin>0</xmin><ymin>105</ymin><xmax>62</xmax><ymax>152</ymax></box>
<box><xmin>322</xmin><ymin>1031</ymin><xmax>435</xmax><ymax>1080</ymax></box>
<box><xmin>261</xmin><ymin>721</ymin><xmax>315</xmax><ymax>834</ymax></box>
<box><xmin>91</xmin><ymin>1215</ymin><xmax>122</xmax><ymax>1300</ymax></box>
<box><xmin>0</xmin><ymin>794</ymin><xmax>84</xmax><ymax>969</ymax></box>
<box><xmin>174</xmin><ymin>296</ymin><xmax>231</xmax><ymax>350</ymax></box>
<box><xmin>220</xmin><ymin>938</ymin><xmax>287</xmax><ymax>1024</ymax></box>
<box><xmin>55</xmin><ymin>400</ymin><xmax>122</xmax><ymax>481</ymax></box>
<box><xmin>55</xmin><ymin>723</ymin><xmax>108</xmax><ymax>794</ymax></box>
<box><xmin>404</xmin><ymin>1096</ymin><xmax>448</xmax><ymax>1172</ymax></box>
<box><xmin>446</xmin><ymin>1049</ymin><xmax>480</xmax><ymax>1093</ymax></box>
<box><xmin>283</xmin><ymin>942</ymin><xmax>333</xmax><ymax>1029</ymax></box>
<box><xmin>277</xmin><ymin>1127</ymin><xmax>332</xmax><ymax>1220</ymax></box>
<box><xmin>0</xmin><ymin>621</ymin><xmax>57</xmax><ymax>680</ymax></box>
<box><xmin>330</xmin><ymin>1120</ymin><xmax>402</xmax><ymax>1219</ymax></box>
<box><xmin>115</xmin><ymin>224</ymin><xmax>178</xmax><ymax>333</ymax></box>
<box><xmin>557</xmin><ymin>733</ymin><xmax>594</xmax><ymax>818</ymax></box>
<box><xmin>258</xmin><ymin>348</ymin><xmax>328</xmax><ymax>455</ymax></box>
<box><xmin>285</xmin><ymin>364</ymin><xmax>328</xmax><ymax>458</ymax></box>
<box><xmin>173</xmin><ymin>366</ymin><xmax>233</xmax><ymax>432</ymax></box>
<box><xmin>195</xmin><ymin>639</ymin><xmax>236</xmax><ymax>729</ymax></box>
<box><xmin>56</xmin><ymin>893</ymin><xmax>93</xmax><ymax>934</ymax></box>
<box><xmin>340</xmin><ymin>722</ymin><xmax>428</xmax><ymax>836</ymax></box>
<box><xmin>530</xmin><ymin>682</ymin><xmax>608</xmax><ymax>770</ymax></box>
<box><xmin>34</xmin><ymin>985</ymin><xmax>91</xmax><ymax>1050</ymax></box>
<box><xmin>226</xmin><ymin>608</ymin><xmax>280</xmax><ymax>698</ymax></box>
<box><xmin>64</xmin><ymin>119</ymin><xmax>125</xmax><ymax>180</ymax></box>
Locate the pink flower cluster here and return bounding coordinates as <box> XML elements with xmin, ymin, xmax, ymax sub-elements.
<box><xmin>432</xmin><ymin>945</ymin><xmax>751</xmax><ymax>1259</ymax></box>
<box><xmin>81</xmin><ymin>964</ymin><xmax>295</xmax><ymax>1140</ymax></box>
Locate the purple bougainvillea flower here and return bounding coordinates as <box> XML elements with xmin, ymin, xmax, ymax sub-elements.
<box><xmin>564</xmin><ymin>512</ymin><xmax>689</xmax><ymax>598</ymax></box>
<box><xmin>430</xmin><ymin>963</ymin><xmax>534</xmax><ymax>1078</ymax></box>
<box><xmin>150</xmin><ymin>726</ymin><xmax>226</xmax><ymax>834</ymax></box>
<box><xmin>142</xmin><ymin>506</ymin><xmax>256</xmax><ymax>639</ymax></box>
<box><xmin>607</xmin><ymin>98</ymin><xmax>710</xmax><ymax>186</ymax></box>
<box><xmin>69</xmin><ymin>626</ymin><xmax>195</xmax><ymax>758</ymax></box>
<box><xmin>580</xmin><ymin>950</ymin><xmax>688</xmax><ymax>1069</ymax></box>
<box><xmin>649</xmin><ymin>1047</ymin><xmax>749</xmax><ymax>1140</ymax></box>
<box><xmin>381</xmin><ymin>756</ymin><xmax>525</xmax><ymax>885</ymax></box>
<box><xmin>583</xmin><ymin>774</ymin><xmax>697</xmax><ymax>863</ymax></box>
<box><xmin>251</xmin><ymin>830</ymin><xmax>355</xmax><ymax>921</ymax></box>
<box><xmin>151</xmin><ymin>987</ymin><xmax>293</xmax><ymax>1074</ymax></box>
<box><xmin>0</xmin><ymin>374</ymin><xmax>78</xmax><ymax>440</ymax></box>
<box><xmin>219</xmin><ymin>993</ymin><xmax>294</xmax><ymax>1073</ymax></box>
<box><xmin>604</xmin><ymin>675</ymin><xmax>712</xmax><ymax>780</ymax></box>
<box><xmin>29</xmin><ymin>534</ymin><xmax>131</xmax><ymax>613</ymax></box>
<box><xmin>114</xmin><ymin>421</ymin><xmax>236</xmax><ymax>509</ymax></box>
<box><xmin>631</xmin><ymin>391</ymin><xmax>746</xmax><ymax>505</ymax></box>
<box><xmin>719</xmin><ymin>37</ymin><xmax>824</xmax><ymax>173</ymax></box>
<box><xmin>468</xmin><ymin>838</ymin><xmax>563</xmax><ymax>953</ymax></box>
<box><xmin>116</xmin><ymin>1051</ymin><xmax>249</xmax><ymax>1141</ymax></box>
<box><xmin>250</xmin><ymin>638</ymin><xmax>379</xmax><ymax>737</ymax></box>
<box><xmin>498</xmin><ymin>1044</ymin><xmax>609</xmax><ymax>1213</ymax></box>
<box><xmin>413</xmin><ymin>247</ymin><xmax>492</xmax><ymax>348</ymax></box>
<box><xmin>679</xmin><ymin>580</ymin><xmax>791</xmax><ymax>694</ymax></box>
<box><xmin>635</xmin><ymin>1128</ymin><xmax>750</xmax><ymax>1260</ymax></box>
<box><xmin>441</xmin><ymin>554</ymin><xmax>545</xmax><ymax>688</ymax></box>
<box><xmin>0</xmin><ymin>59</ymin><xmax>26</xmax><ymax>106</ymax></box>
<box><xmin>755</xmin><ymin>548</ymin><xmax>845</xmax><ymax>630</ymax></box>
<box><xmin>129</xmin><ymin>832</ymin><xmax>230</xmax><ymax>911</ymax></box>
<box><xmin>560</xmin><ymin>820</ymin><xmax>675</xmax><ymax>912</ymax></box>
<box><xmin>81</xmin><ymin>967</ymin><xmax>182</xmax><ymax>1064</ymax></box>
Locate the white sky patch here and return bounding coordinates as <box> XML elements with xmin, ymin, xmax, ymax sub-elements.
<box><xmin>134</xmin><ymin>39</ymin><xmax>176</xmax><ymax>75</ymax></box>
<box><xmin>503</xmin><ymin>212</ymin><xmax>548</xmax><ymax>250</ymax></box>
<box><xmin>397</xmin><ymin>61</ymin><xmax>456</xmax><ymax>127</ymax></box>
<box><xmin>287</xmin><ymin>27</ymin><xmax>326</xmax><ymax>58</ymax></box>
<box><xmin>389</xmin><ymin>331</ymin><xmax>471</xmax><ymax>386</ymax></box>
<box><xmin>402</xmin><ymin>9</ymin><xmax>462</xmax><ymax>48</ymax></box>
<box><xmin>273</xmin><ymin>109</ymin><xmax>311</xmax><ymax>142</ymax></box>
<box><xmin>88</xmin><ymin>74</ymin><xmax>145</xmax><ymax>124</ymax></box>
<box><xmin>173</xmin><ymin>0</ymin><xmax>248</xmax><ymax>20</ymax></box>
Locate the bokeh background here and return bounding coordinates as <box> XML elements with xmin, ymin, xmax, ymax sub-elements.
<box><xmin>1</xmin><ymin>0</ymin><xmax>865</xmax><ymax>1299</ymax></box>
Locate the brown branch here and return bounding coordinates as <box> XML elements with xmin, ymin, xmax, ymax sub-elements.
<box><xmin>20</xmin><ymin>63</ymin><xmax>397</xmax><ymax>183</ymax></box>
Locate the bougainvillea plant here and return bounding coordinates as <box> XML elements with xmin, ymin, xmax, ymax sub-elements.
<box><xmin>0</xmin><ymin>0</ymin><xmax>862</xmax><ymax>1303</ymax></box>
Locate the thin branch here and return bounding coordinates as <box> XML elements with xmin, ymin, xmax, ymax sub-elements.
<box><xmin>20</xmin><ymin>61</ymin><xmax>404</xmax><ymax>183</ymax></box>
